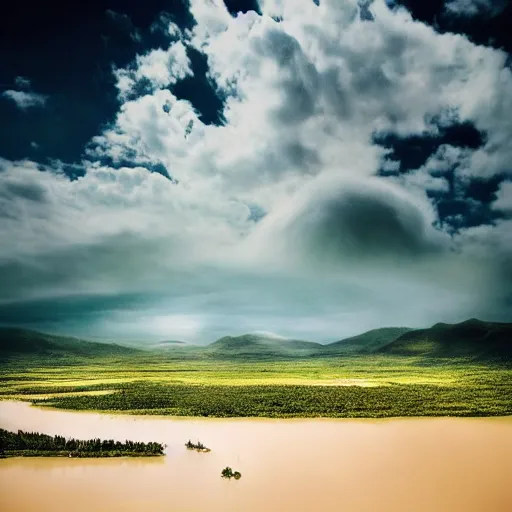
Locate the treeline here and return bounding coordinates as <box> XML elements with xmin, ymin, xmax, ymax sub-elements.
<box><xmin>0</xmin><ymin>428</ymin><xmax>164</xmax><ymax>457</ymax></box>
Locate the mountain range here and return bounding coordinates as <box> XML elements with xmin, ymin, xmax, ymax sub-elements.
<box><xmin>0</xmin><ymin>318</ymin><xmax>510</xmax><ymax>361</ymax></box>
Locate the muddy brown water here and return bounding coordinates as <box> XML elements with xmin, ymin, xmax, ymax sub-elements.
<box><xmin>0</xmin><ymin>401</ymin><xmax>511</xmax><ymax>512</ymax></box>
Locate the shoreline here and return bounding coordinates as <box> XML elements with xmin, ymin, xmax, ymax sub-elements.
<box><xmin>3</xmin><ymin>400</ymin><xmax>512</xmax><ymax>423</ymax></box>
<box><xmin>0</xmin><ymin>451</ymin><xmax>164</xmax><ymax>459</ymax></box>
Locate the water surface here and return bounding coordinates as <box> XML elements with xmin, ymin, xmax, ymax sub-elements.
<box><xmin>1</xmin><ymin>401</ymin><xmax>511</xmax><ymax>512</ymax></box>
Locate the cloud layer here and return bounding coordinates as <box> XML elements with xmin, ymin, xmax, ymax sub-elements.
<box><xmin>1</xmin><ymin>0</ymin><xmax>511</xmax><ymax>341</ymax></box>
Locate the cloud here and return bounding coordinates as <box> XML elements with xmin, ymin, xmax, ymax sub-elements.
<box><xmin>443</xmin><ymin>0</ymin><xmax>508</xmax><ymax>18</ymax></box>
<box><xmin>150</xmin><ymin>12</ymin><xmax>183</xmax><ymax>38</ymax></box>
<box><xmin>246</xmin><ymin>175</ymin><xmax>448</xmax><ymax>269</ymax></box>
<box><xmin>1</xmin><ymin>0</ymin><xmax>512</xmax><ymax>340</ymax></box>
<box><xmin>114</xmin><ymin>42</ymin><xmax>193</xmax><ymax>99</ymax></box>
<box><xmin>14</xmin><ymin>76</ymin><xmax>31</xmax><ymax>89</ymax></box>
<box><xmin>2</xmin><ymin>90</ymin><xmax>47</xmax><ymax>110</ymax></box>
<box><xmin>492</xmin><ymin>181</ymin><xmax>512</xmax><ymax>215</ymax></box>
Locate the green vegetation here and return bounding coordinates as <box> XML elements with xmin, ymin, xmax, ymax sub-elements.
<box><xmin>185</xmin><ymin>440</ymin><xmax>210</xmax><ymax>452</ymax></box>
<box><xmin>0</xmin><ymin>428</ymin><xmax>164</xmax><ymax>458</ymax></box>
<box><xmin>221</xmin><ymin>467</ymin><xmax>241</xmax><ymax>479</ymax></box>
<box><xmin>1</xmin><ymin>356</ymin><xmax>511</xmax><ymax>417</ymax></box>
<box><xmin>0</xmin><ymin>319</ymin><xmax>511</xmax><ymax>418</ymax></box>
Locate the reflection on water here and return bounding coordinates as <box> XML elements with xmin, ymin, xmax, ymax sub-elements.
<box><xmin>0</xmin><ymin>401</ymin><xmax>511</xmax><ymax>512</ymax></box>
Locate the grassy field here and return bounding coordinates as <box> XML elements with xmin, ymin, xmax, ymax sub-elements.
<box><xmin>1</xmin><ymin>355</ymin><xmax>511</xmax><ymax>418</ymax></box>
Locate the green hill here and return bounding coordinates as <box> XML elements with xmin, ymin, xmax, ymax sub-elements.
<box><xmin>323</xmin><ymin>327</ymin><xmax>413</xmax><ymax>354</ymax></box>
<box><xmin>379</xmin><ymin>319</ymin><xmax>512</xmax><ymax>358</ymax></box>
<box><xmin>0</xmin><ymin>327</ymin><xmax>139</xmax><ymax>360</ymax></box>
<box><xmin>205</xmin><ymin>333</ymin><xmax>323</xmax><ymax>359</ymax></box>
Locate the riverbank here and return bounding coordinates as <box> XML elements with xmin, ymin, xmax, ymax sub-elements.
<box><xmin>1</xmin><ymin>450</ymin><xmax>163</xmax><ymax>458</ymax></box>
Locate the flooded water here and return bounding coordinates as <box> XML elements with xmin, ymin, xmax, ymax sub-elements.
<box><xmin>1</xmin><ymin>401</ymin><xmax>511</xmax><ymax>512</ymax></box>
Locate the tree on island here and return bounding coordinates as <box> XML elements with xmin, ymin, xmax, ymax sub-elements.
<box><xmin>221</xmin><ymin>467</ymin><xmax>242</xmax><ymax>479</ymax></box>
<box><xmin>185</xmin><ymin>439</ymin><xmax>211</xmax><ymax>452</ymax></box>
<box><xmin>0</xmin><ymin>428</ymin><xmax>164</xmax><ymax>457</ymax></box>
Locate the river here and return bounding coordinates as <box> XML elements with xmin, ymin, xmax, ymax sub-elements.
<box><xmin>0</xmin><ymin>401</ymin><xmax>511</xmax><ymax>511</ymax></box>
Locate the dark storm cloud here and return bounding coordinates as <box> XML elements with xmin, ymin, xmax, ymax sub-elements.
<box><xmin>0</xmin><ymin>181</ymin><xmax>48</xmax><ymax>203</ymax></box>
<box><xmin>251</xmin><ymin>28</ymin><xmax>319</xmax><ymax>123</ymax></box>
<box><xmin>0</xmin><ymin>231</ymin><xmax>195</xmax><ymax>303</ymax></box>
<box><xmin>276</xmin><ymin>178</ymin><xmax>445</xmax><ymax>263</ymax></box>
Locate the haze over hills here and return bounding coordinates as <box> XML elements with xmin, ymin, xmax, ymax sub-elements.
<box><xmin>0</xmin><ymin>319</ymin><xmax>511</xmax><ymax>361</ymax></box>
<box><xmin>151</xmin><ymin>340</ymin><xmax>188</xmax><ymax>349</ymax></box>
<box><xmin>205</xmin><ymin>333</ymin><xmax>323</xmax><ymax>359</ymax></box>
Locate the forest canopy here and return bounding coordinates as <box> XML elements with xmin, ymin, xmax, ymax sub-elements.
<box><xmin>0</xmin><ymin>428</ymin><xmax>164</xmax><ymax>457</ymax></box>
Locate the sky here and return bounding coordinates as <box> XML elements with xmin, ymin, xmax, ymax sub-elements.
<box><xmin>0</xmin><ymin>0</ymin><xmax>511</xmax><ymax>343</ymax></box>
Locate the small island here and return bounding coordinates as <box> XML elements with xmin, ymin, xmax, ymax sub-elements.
<box><xmin>185</xmin><ymin>439</ymin><xmax>211</xmax><ymax>452</ymax></box>
<box><xmin>221</xmin><ymin>466</ymin><xmax>242</xmax><ymax>480</ymax></box>
<box><xmin>0</xmin><ymin>428</ymin><xmax>164</xmax><ymax>458</ymax></box>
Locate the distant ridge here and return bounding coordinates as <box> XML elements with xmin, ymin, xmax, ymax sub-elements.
<box><xmin>1</xmin><ymin>319</ymin><xmax>511</xmax><ymax>362</ymax></box>
<box><xmin>379</xmin><ymin>319</ymin><xmax>512</xmax><ymax>358</ymax></box>
<box><xmin>323</xmin><ymin>327</ymin><xmax>413</xmax><ymax>354</ymax></box>
<box><xmin>0</xmin><ymin>327</ymin><xmax>139</xmax><ymax>359</ymax></box>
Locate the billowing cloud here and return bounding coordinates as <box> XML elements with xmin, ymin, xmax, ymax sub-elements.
<box><xmin>114</xmin><ymin>42</ymin><xmax>192</xmax><ymax>99</ymax></box>
<box><xmin>1</xmin><ymin>0</ymin><xmax>511</xmax><ymax>341</ymax></box>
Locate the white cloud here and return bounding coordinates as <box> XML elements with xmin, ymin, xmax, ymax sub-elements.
<box><xmin>114</xmin><ymin>42</ymin><xmax>193</xmax><ymax>99</ymax></box>
<box><xmin>2</xmin><ymin>90</ymin><xmax>47</xmax><ymax>110</ymax></box>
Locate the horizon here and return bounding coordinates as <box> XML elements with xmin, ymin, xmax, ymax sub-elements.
<box><xmin>0</xmin><ymin>316</ymin><xmax>502</xmax><ymax>346</ymax></box>
<box><xmin>1</xmin><ymin>0</ymin><xmax>511</xmax><ymax>343</ymax></box>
